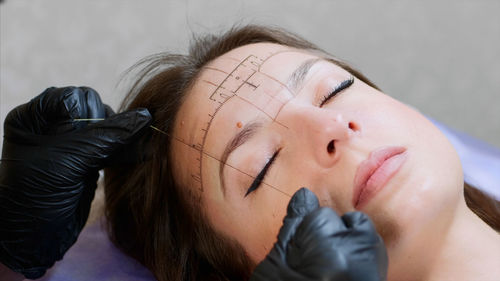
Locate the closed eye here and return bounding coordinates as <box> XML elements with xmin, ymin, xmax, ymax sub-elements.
<box><xmin>244</xmin><ymin>149</ymin><xmax>280</xmax><ymax>197</ymax></box>
<box><xmin>319</xmin><ymin>76</ymin><xmax>354</xmax><ymax>107</ymax></box>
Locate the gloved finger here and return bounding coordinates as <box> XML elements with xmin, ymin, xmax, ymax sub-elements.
<box><xmin>287</xmin><ymin>188</ymin><xmax>320</xmax><ymax>218</ymax></box>
<box><xmin>341</xmin><ymin>212</ymin><xmax>385</xmax><ymax>256</ymax></box>
<box><xmin>4</xmin><ymin>87</ymin><xmax>69</xmax><ymax>135</ymax></box>
<box><xmin>340</xmin><ymin>212</ymin><xmax>388</xmax><ymax>281</ymax></box>
<box><xmin>295</xmin><ymin>207</ymin><xmax>346</xmax><ymax>245</ymax></box>
<box><xmin>286</xmin><ymin>208</ymin><xmax>346</xmax><ymax>272</ymax></box>
<box><xmin>71</xmin><ymin>108</ymin><xmax>152</xmax><ymax>168</ymax></box>
<box><xmin>342</xmin><ymin>212</ymin><xmax>378</xmax><ymax>233</ymax></box>
<box><xmin>104</xmin><ymin>104</ymin><xmax>115</xmax><ymax>118</ymax></box>
<box><xmin>78</xmin><ymin>86</ymin><xmax>107</xmax><ymax>120</ymax></box>
<box><xmin>274</xmin><ymin>188</ymin><xmax>319</xmax><ymax>254</ymax></box>
<box><xmin>61</xmin><ymin>86</ymin><xmax>106</xmax><ymax>132</ymax></box>
<box><xmin>26</xmin><ymin>86</ymin><xmax>106</xmax><ymax>134</ymax></box>
<box><xmin>36</xmin><ymin>86</ymin><xmax>105</xmax><ymax>122</ymax></box>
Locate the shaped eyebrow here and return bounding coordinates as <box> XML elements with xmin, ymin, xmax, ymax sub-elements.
<box><xmin>286</xmin><ymin>57</ymin><xmax>323</xmax><ymax>95</ymax></box>
<box><xmin>220</xmin><ymin>120</ymin><xmax>263</xmax><ymax>196</ymax></box>
<box><xmin>218</xmin><ymin>57</ymin><xmax>322</xmax><ymax>196</ymax></box>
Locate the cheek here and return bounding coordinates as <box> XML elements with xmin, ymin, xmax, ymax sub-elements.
<box><xmin>367</xmin><ymin>101</ymin><xmax>463</xmax><ymax>245</ymax></box>
<box><xmin>364</xmin><ymin>94</ymin><xmax>463</xmax><ymax>190</ymax></box>
<box><xmin>242</xmin><ymin>187</ymin><xmax>290</xmax><ymax>262</ymax></box>
<box><xmin>204</xmin><ymin>186</ymin><xmax>289</xmax><ymax>263</ymax></box>
<box><xmin>398</xmin><ymin>102</ymin><xmax>464</xmax><ymax>192</ymax></box>
<box><xmin>343</xmin><ymin>92</ymin><xmax>463</xmax><ymax>239</ymax></box>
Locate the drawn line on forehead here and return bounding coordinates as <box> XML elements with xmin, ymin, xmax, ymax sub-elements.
<box><xmin>202</xmin><ymin>49</ymin><xmax>322</xmax><ymax>95</ymax></box>
<box><xmin>258</xmin><ymin>50</ymin><xmax>290</xmax><ymax>69</ymax></box>
<box><xmin>70</xmin><ymin>118</ymin><xmax>293</xmax><ymax>197</ymax></box>
<box><xmin>203</xmin><ymin>66</ymin><xmax>229</xmax><ymax>74</ymax></box>
<box><xmin>171</xmin><ymin>132</ymin><xmax>292</xmax><ymax>198</ymax></box>
<box><xmin>239</xmin><ymin>57</ymin><xmax>324</xmax><ymax>128</ymax></box>
<box><xmin>257</xmin><ymin>57</ymin><xmax>323</xmax><ymax>98</ymax></box>
<box><xmin>258</xmin><ymin>71</ymin><xmax>292</xmax><ymax>94</ymax></box>
<box><xmin>198</xmin><ymin>55</ymin><xmax>324</xmax><ymax>198</ymax></box>
<box><xmin>201</xmin><ymin>58</ymin><xmax>322</xmax><ymax>129</ymax></box>
<box><xmin>200</xmin><ymin>69</ymin><xmax>291</xmax><ymax>130</ymax></box>
<box><xmin>257</xmin><ymin>49</ymin><xmax>314</xmax><ymax>71</ymax></box>
<box><xmin>233</xmin><ymin>94</ymin><xmax>289</xmax><ymax>129</ymax></box>
<box><xmin>195</xmin><ymin>52</ymin><xmax>323</xmax><ymax>197</ymax></box>
<box><xmin>72</xmin><ymin>118</ymin><xmax>290</xmax><ymax>197</ymax></box>
<box><xmin>202</xmin><ymin>79</ymin><xmax>221</xmax><ymax>88</ymax></box>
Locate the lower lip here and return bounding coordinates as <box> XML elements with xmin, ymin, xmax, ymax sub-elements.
<box><xmin>355</xmin><ymin>151</ymin><xmax>408</xmax><ymax>209</ymax></box>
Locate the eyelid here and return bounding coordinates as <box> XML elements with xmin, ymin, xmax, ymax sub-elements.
<box><xmin>319</xmin><ymin>76</ymin><xmax>354</xmax><ymax>107</ymax></box>
<box><xmin>244</xmin><ymin>148</ymin><xmax>280</xmax><ymax>197</ymax></box>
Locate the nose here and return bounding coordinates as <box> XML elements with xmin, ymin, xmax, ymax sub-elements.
<box><xmin>277</xmin><ymin>104</ymin><xmax>360</xmax><ymax>167</ymax></box>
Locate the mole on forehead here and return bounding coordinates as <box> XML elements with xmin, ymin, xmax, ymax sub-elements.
<box><xmin>193</xmin><ymin>50</ymin><xmax>326</xmax><ymax>142</ymax></box>
<box><xmin>179</xmin><ymin>49</ymin><xmax>323</xmax><ymax>196</ymax></box>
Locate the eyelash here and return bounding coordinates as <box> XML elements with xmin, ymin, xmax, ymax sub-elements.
<box><xmin>244</xmin><ymin>149</ymin><xmax>280</xmax><ymax>197</ymax></box>
<box><xmin>244</xmin><ymin>77</ymin><xmax>354</xmax><ymax>197</ymax></box>
<box><xmin>319</xmin><ymin>76</ymin><xmax>354</xmax><ymax>107</ymax></box>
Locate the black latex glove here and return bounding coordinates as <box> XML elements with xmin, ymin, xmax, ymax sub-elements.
<box><xmin>250</xmin><ymin>188</ymin><xmax>388</xmax><ymax>281</ymax></box>
<box><xmin>0</xmin><ymin>87</ymin><xmax>152</xmax><ymax>279</ymax></box>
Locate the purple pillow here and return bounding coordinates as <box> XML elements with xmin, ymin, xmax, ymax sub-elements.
<box><xmin>430</xmin><ymin>118</ymin><xmax>500</xmax><ymax>201</ymax></box>
<box><xmin>30</xmin><ymin>219</ymin><xmax>155</xmax><ymax>281</ymax></box>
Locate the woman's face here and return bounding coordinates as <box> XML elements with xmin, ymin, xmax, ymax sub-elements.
<box><xmin>171</xmin><ymin>43</ymin><xmax>464</xmax><ymax>271</ymax></box>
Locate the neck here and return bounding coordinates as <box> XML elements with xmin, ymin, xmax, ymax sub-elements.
<box><xmin>424</xmin><ymin>201</ymin><xmax>500</xmax><ymax>281</ymax></box>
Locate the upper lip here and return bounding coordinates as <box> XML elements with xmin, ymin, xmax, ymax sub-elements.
<box><xmin>352</xmin><ymin>146</ymin><xmax>407</xmax><ymax>208</ymax></box>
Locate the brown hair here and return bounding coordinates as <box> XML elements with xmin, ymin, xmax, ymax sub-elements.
<box><xmin>464</xmin><ymin>182</ymin><xmax>500</xmax><ymax>232</ymax></box>
<box><xmin>104</xmin><ymin>24</ymin><xmax>500</xmax><ymax>281</ymax></box>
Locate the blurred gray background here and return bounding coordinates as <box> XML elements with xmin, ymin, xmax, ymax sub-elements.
<box><xmin>1</xmin><ymin>0</ymin><xmax>499</xmax><ymax>150</ymax></box>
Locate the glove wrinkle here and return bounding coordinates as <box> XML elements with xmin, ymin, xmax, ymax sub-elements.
<box><xmin>0</xmin><ymin>87</ymin><xmax>152</xmax><ymax>279</ymax></box>
<box><xmin>250</xmin><ymin>188</ymin><xmax>388</xmax><ymax>281</ymax></box>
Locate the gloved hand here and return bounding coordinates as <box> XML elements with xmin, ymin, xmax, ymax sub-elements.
<box><xmin>0</xmin><ymin>87</ymin><xmax>152</xmax><ymax>279</ymax></box>
<box><xmin>250</xmin><ymin>188</ymin><xmax>388</xmax><ymax>281</ymax></box>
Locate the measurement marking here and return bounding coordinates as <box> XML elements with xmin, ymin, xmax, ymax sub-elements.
<box><xmin>193</xmin><ymin>54</ymin><xmax>293</xmax><ymax>196</ymax></box>
<box><xmin>209</xmin><ymin>56</ymin><xmax>253</xmax><ymax>101</ymax></box>
<box><xmin>191</xmin><ymin>174</ymin><xmax>201</xmax><ymax>182</ymax></box>
<box><xmin>201</xmin><ymin>145</ymin><xmax>291</xmax><ymax>198</ymax></box>
<box><xmin>258</xmin><ymin>71</ymin><xmax>291</xmax><ymax>94</ymax></box>
<box><xmin>177</xmin><ymin>132</ymin><xmax>290</xmax><ymax>197</ymax></box>
<box><xmin>227</xmin><ymin>57</ymin><xmax>242</xmax><ymax>63</ymax></box>
<box><xmin>244</xmin><ymin>81</ymin><xmax>259</xmax><ymax>90</ymax></box>
<box><xmin>258</xmin><ymin>50</ymin><xmax>290</xmax><ymax>71</ymax></box>
<box><xmin>232</xmin><ymin>70</ymin><xmax>256</xmax><ymax>93</ymax></box>
<box><xmin>234</xmin><ymin>95</ymin><xmax>289</xmax><ymax>130</ymax></box>
<box><xmin>204</xmin><ymin>66</ymin><xmax>228</xmax><ymax>74</ymax></box>
<box><xmin>242</xmin><ymin>70</ymin><xmax>258</xmax><ymax>88</ymax></box>
<box><xmin>202</xmin><ymin>79</ymin><xmax>220</xmax><ymax>87</ymax></box>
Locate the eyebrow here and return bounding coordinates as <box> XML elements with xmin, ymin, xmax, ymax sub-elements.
<box><xmin>218</xmin><ymin>57</ymin><xmax>322</xmax><ymax>196</ymax></box>
<box><xmin>219</xmin><ymin>120</ymin><xmax>262</xmax><ymax>195</ymax></box>
<box><xmin>286</xmin><ymin>57</ymin><xmax>323</xmax><ymax>95</ymax></box>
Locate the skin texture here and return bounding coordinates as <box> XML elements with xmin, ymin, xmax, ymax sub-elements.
<box><xmin>170</xmin><ymin>43</ymin><xmax>500</xmax><ymax>280</ymax></box>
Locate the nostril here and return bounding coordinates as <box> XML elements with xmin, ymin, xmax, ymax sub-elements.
<box><xmin>348</xmin><ymin>121</ymin><xmax>359</xmax><ymax>131</ymax></box>
<box><xmin>327</xmin><ymin>140</ymin><xmax>335</xmax><ymax>154</ymax></box>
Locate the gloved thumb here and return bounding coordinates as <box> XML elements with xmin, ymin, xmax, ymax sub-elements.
<box><xmin>274</xmin><ymin>188</ymin><xmax>320</xmax><ymax>256</ymax></box>
<box><xmin>68</xmin><ymin>108</ymin><xmax>152</xmax><ymax>169</ymax></box>
<box><xmin>286</xmin><ymin>188</ymin><xmax>320</xmax><ymax>219</ymax></box>
<box><xmin>341</xmin><ymin>212</ymin><xmax>388</xmax><ymax>281</ymax></box>
<box><xmin>342</xmin><ymin>212</ymin><xmax>375</xmax><ymax>231</ymax></box>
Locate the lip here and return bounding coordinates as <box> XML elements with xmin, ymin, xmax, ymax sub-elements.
<box><xmin>352</xmin><ymin>146</ymin><xmax>408</xmax><ymax>209</ymax></box>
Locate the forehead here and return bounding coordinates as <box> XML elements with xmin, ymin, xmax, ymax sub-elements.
<box><xmin>171</xmin><ymin>42</ymin><xmax>322</xmax><ymax>193</ymax></box>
